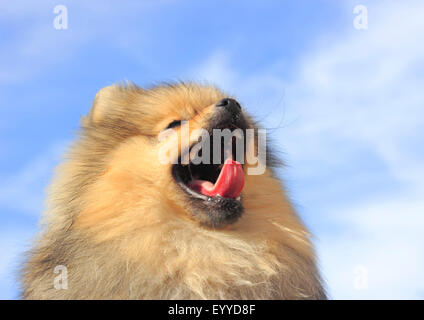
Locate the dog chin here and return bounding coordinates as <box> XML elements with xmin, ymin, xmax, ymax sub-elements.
<box><xmin>173</xmin><ymin>163</ymin><xmax>244</xmax><ymax>227</ymax></box>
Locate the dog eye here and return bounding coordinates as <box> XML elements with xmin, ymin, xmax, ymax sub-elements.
<box><xmin>166</xmin><ymin>120</ymin><xmax>183</xmax><ymax>129</ymax></box>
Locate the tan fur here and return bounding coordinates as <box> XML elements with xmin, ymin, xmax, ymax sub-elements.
<box><xmin>21</xmin><ymin>82</ymin><xmax>326</xmax><ymax>299</ymax></box>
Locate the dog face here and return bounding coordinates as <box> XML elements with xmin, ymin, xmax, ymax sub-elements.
<box><xmin>169</xmin><ymin>97</ymin><xmax>253</xmax><ymax>227</ymax></box>
<box><xmin>75</xmin><ymin>83</ymin><xmax>262</xmax><ymax>235</ymax></box>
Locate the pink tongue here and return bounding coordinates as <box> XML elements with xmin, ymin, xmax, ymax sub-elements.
<box><xmin>188</xmin><ymin>159</ymin><xmax>244</xmax><ymax>199</ymax></box>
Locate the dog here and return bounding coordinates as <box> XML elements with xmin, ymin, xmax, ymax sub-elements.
<box><xmin>21</xmin><ymin>82</ymin><xmax>326</xmax><ymax>299</ymax></box>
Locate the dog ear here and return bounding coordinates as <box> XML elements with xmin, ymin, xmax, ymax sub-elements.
<box><xmin>86</xmin><ymin>85</ymin><xmax>123</xmax><ymax>125</ymax></box>
<box><xmin>81</xmin><ymin>83</ymin><xmax>143</xmax><ymax>127</ymax></box>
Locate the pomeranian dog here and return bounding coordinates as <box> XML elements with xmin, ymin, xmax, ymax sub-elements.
<box><xmin>21</xmin><ymin>82</ymin><xmax>326</xmax><ymax>299</ymax></box>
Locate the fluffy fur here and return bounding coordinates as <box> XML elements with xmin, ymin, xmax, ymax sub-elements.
<box><xmin>21</xmin><ymin>82</ymin><xmax>326</xmax><ymax>299</ymax></box>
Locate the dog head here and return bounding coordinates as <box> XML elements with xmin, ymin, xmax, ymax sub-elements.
<box><xmin>69</xmin><ymin>83</ymin><xmax>271</xmax><ymax>236</ymax></box>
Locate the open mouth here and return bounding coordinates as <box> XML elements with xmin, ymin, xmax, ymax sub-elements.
<box><xmin>172</xmin><ymin>126</ymin><xmax>246</xmax><ymax>203</ymax></box>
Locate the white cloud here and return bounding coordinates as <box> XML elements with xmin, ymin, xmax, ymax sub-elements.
<box><xmin>0</xmin><ymin>142</ymin><xmax>67</xmax><ymax>217</ymax></box>
<box><xmin>285</xmin><ymin>0</ymin><xmax>424</xmax><ymax>297</ymax></box>
<box><xmin>319</xmin><ymin>193</ymin><xmax>424</xmax><ymax>299</ymax></box>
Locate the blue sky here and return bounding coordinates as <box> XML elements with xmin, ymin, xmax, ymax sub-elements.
<box><xmin>1</xmin><ymin>0</ymin><xmax>423</xmax><ymax>299</ymax></box>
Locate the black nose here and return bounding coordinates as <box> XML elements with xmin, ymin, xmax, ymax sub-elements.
<box><xmin>216</xmin><ymin>98</ymin><xmax>241</xmax><ymax>114</ymax></box>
